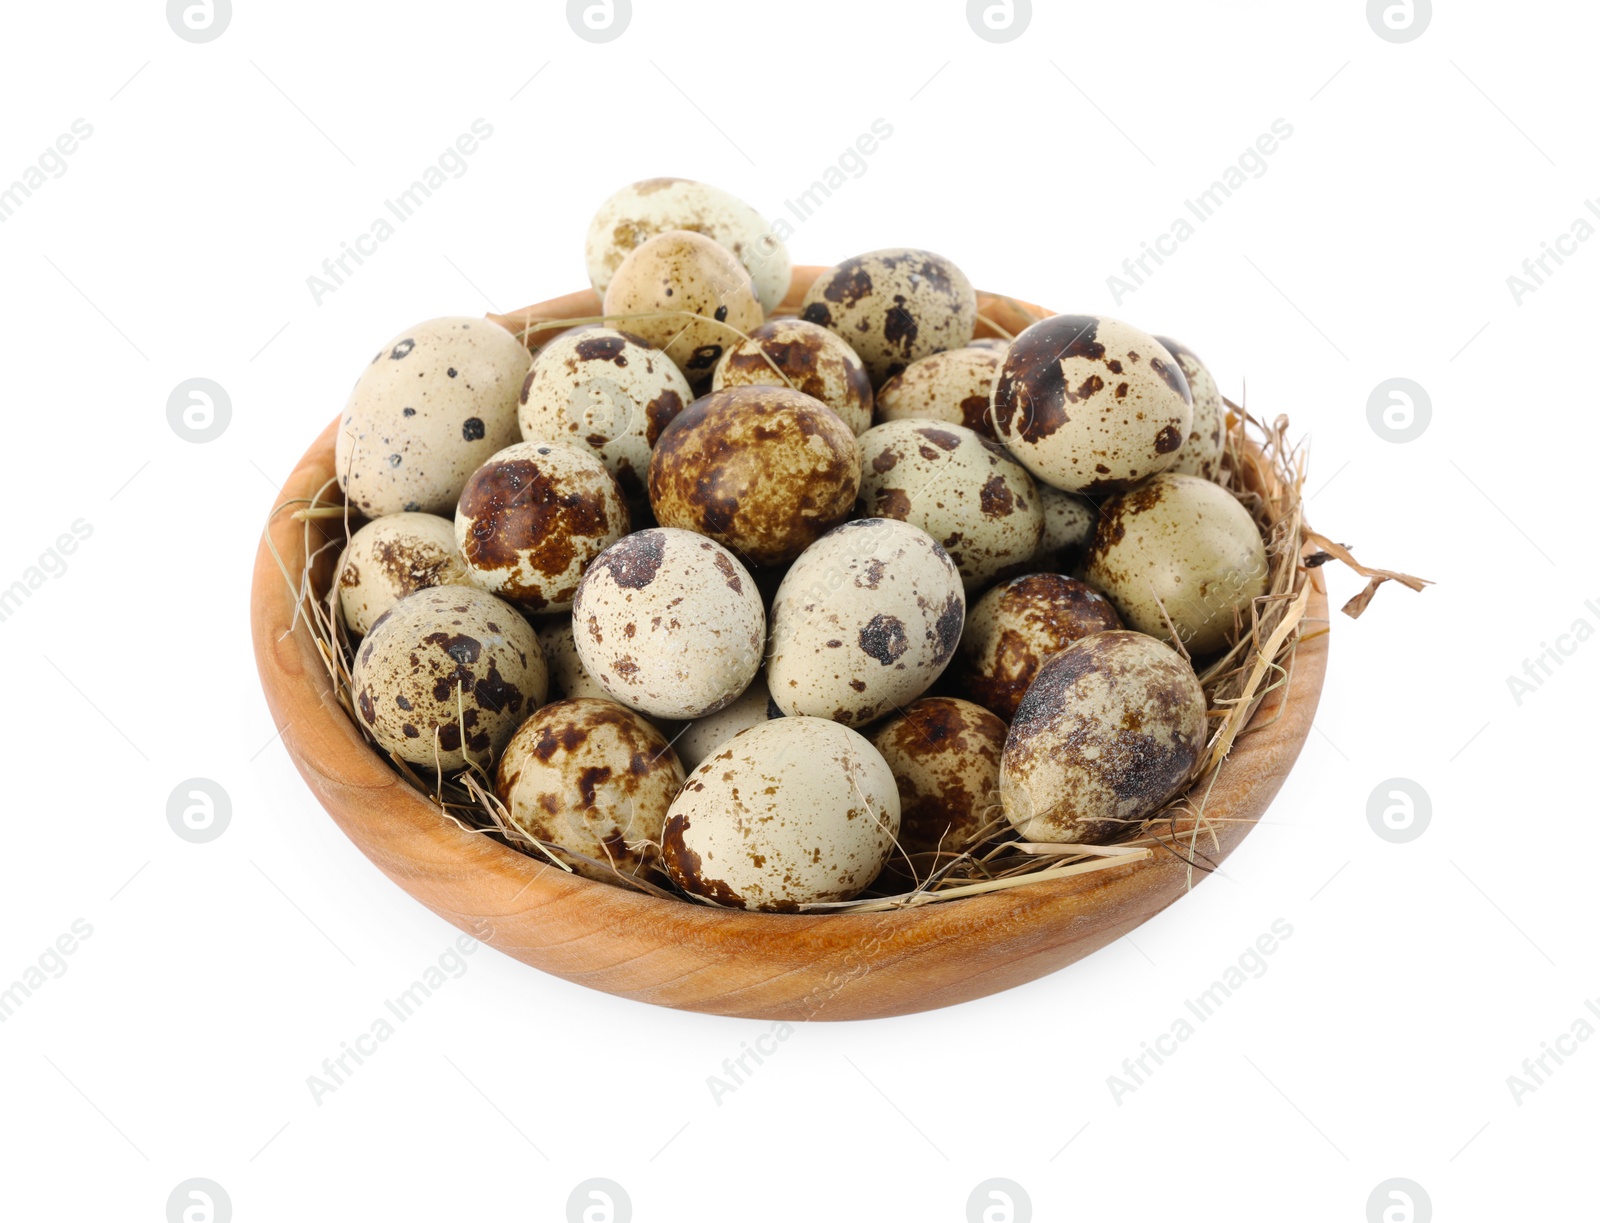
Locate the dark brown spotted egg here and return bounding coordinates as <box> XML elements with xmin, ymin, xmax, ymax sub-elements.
<box><xmin>991</xmin><ymin>315</ymin><xmax>1193</xmax><ymax>494</ymax></box>
<box><xmin>336</xmin><ymin>317</ymin><xmax>530</xmax><ymax>517</ymax></box>
<box><xmin>1153</xmin><ymin>335</ymin><xmax>1227</xmax><ymax>483</ymax></box>
<box><xmin>350</xmin><ymin>585</ymin><xmax>546</xmax><ymax>772</ymax></box>
<box><xmin>648</xmin><ymin>385</ymin><xmax>859</xmax><ymax>568</ymax></box>
<box><xmin>1032</xmin><ymin>485</ymin><xmax>1097</xmax><ymax>571</ymax></box>
<box><xmin>661</xmin><ymin>716</ymin><xmax>899</xmax><ymax>910</ymax></box>
<box><xmin>518</xmin><ymin>327</ymin><xmax>691</xmax><ymax>500</ymax></box>
<box><xmin>601</xmin><ymin>230</ymin><xmax>764</xmax><ymax>388</ymax></box>
<box><xmin>572</xmin><ymin>528</ymin><xmax>765</xmax><ymax>720</ymax></box>
<box><xmin>673</xmin><ymin>673</ymin><xmax>783</xmax><ymax>772</ymax></box>
<box><xmin>454</xmin><ymin>441</ymin><xmax>628</xmax><ymax>615</ymax></box>
<box><xmin>336</xmin><ymin>512</ymin><xmax>468</xmax><ymax>637</ymax></box>
<box><xmin>711</xmin><ymin>317</ymin><xmax>873</xmax><ymax>435</ymax></box>
<box><xmin>495</xmin><ymin>698</ymin><xmax>685</xmax><ymax>884</ymax></box>
<box><xmin>585</xmin><ymin>177</ymin><xmax>791</xmax><ymax>313</ymax></box>
<box><xmin>869</xmin><ymin>698</ymin><xmax>1006</xmax><ymax>858</ymax></box>
<box><xmin>874</xmin><ymin>346</ymin><xmax>1003</xmax><ymax>439</ymax></box>
<box><xmin>855</xmin><ymin>420</ymin><xmax>1042</xmax><ymax>591</ymax></box>
<box><xmin>767</xmin><ymin>518</ymin><xmax>965</xmax><ymax>727</ymax></box>
<box><xmin>1000</xmin><ymin>631</ymin><xmax>1206</xmax><ymax>844</ymax></box>
<box><xmin>1084</xmin><ymin>473</ymin><xmax>1267</xmax><ymax>656</ymax></box>
<box><xmin>800</xmin><ymin>249</ymin><xmax>977</xmax><ymax>386</ymax></box>
<box><xmin>954</xmin><ymin>573</ymin><xmax>1122</xmax><ymax>720</ymax></box>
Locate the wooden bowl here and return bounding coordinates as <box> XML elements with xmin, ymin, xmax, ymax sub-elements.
<box><xmin>251</xmin><ymin>270</ymin><xmax>1329</xmax><ymax>1021</ymax></box>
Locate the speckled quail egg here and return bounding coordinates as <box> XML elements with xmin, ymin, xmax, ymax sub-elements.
<box><xmin>1085</xmin><ymin>473</ymin><xmax>1267</xmax><ymax>656</ymax></box>
<box><xmin>1032</xmin><ymin>485</ymin><xmax>1097</xmax><ymax>571</ymax></box>
<box><xmin>874</xmin><ymin>346</ymin><xmax>1003</xmax><ymax>439</ymax></box>
<box><xmin>495</xmin><ymin>697</ymin><xmax>684</xmax><ymax>883</ymax></box>
<box><xmin>350</xmin><ymin>585</ymin><xmax>546</xmax><ymax>772</ymax></box>
<box><xmin>535</xmin><ymin>616</ymin><xmax>613</xmax><ymax>703</ymax></box>
<box><xmin>1000</xmin><ymin>631</ymin><xmax>1206</xmax><ymax>844</ymax></box>
<box><xmin>869</xmin><ymin>698</ymin><xmax>1006</xmax><ymax>858</ymax></box>
<box><xmin>585</xmin><ymin>178</ymin><xmax>791</xmax><ymax>313</ymax></box>
<box><xmin>572</xmin><ymin>528</ymin><xmax>765</xmax><ymax>720</ymax></box>
<box><xmin>800</xmin><ymin>249</ymin><xmax>977</xmax><ymax>386</ymax></box>
<box><xmin>648</xmin><ymin>385</ymin><xmax>859</xmax><ymax>567</ymax></box>
<box><xmin>517</xmin><ymin>327</ymin><xmax>691</xmax><ymax>500</ymax></box>
<box><xmin>454</xmin><ymin>441</ymin><xmax>628</xmax><ymax>614</ymax></box>
<box><xmin>954</xmin><ymin>573</ymin><xmax>1123</xmax><ymax>720</ymax></box>
<box><xmin>336</xmin><ymin>317</ymin><xmax>530</xmax><ymax>516</ymax></box>
<box><xmin>601</xmin><ymin>230</ymin><xmax>764</xmax><ymax>387</ymax></box>
<box><xmin>991</xmin><ymin>315</ymin><xmax>1193</xmax><ymax>494</ymax></box>
<box><xmin>1153</xmin><ymin>335</ymin><xmax>1227</xmax><ymax>483</ymax></box>
<box><xmin>767</xmin><ymin>518</ymin><xmax>965</xmax><ymax>727</ymax></box>
<box><xmin>661</xmin><ymin>716</ymin><xmax>899</xmax><ymax>910</ymax></box>
<box><xmin>336</xmin><ymin>512</ymin><xmax>468</xmax><ymax>637</ymax></box>
<box><xmin>673</xmin><ymin>673</ymin><xmax>784</xmax><ymax>772</ymax></box>
<box><xmin>966</xmin><ymin>337</ymin><xmax>1010</xmax><ymax>353</ymax></box>
<box><xmin>712</xmin><ymin>318</ymin><xmax>873</xmax><ymax>435</ymax></box>
<box><xmin>855</xmin><ymin>420</ymin><xmax>1042</xmax><ymax>591</ymax></box>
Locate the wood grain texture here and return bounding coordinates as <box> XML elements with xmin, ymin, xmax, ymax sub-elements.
<box><xmin>252</xmin><ymin>272</ymin><xmax>1329</xmax><ymax>1021</ymax></box>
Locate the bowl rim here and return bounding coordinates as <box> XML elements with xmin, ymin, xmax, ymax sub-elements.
<box><xmin>250</xmin><ymin>270</ymin><xmax>1329</xmax><ymax>1021</ymax></box>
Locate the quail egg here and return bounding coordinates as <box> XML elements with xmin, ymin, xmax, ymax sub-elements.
<box><xmin>336</xmin><ymin>317</ymin><xmax>530</xmax><ymax>517</ymax></box>
<box><xmin>496</xmin><ymin>697</ymin><xmax>685</xmax><ymax>883</ymax></box>
<box><xmin>991</xmin><ymin>315</ymin><xmax>1193</xmax><ymax>494</ymax></box>
<box><xmin>648</xmin><ymin>385</ymin><xmax>859</xmax><ymax>567</ymax></box>
<box><xmin>1153</xmin><ymin>335</ymin><xmax>1227</xmax><ymax>483</ymax></box>
<box><xmin>767</xmin><ymin>518</ymin><xmax>965</xmax><ymax>727</ymax></box>
<box><xmin>350</xmin><ymin>585</ymin><xmax>546</xmax><ymax>772</ymax></box>
<box><xmin>855</xmin><ymin>420</ymin><xmax>1042</xmax><ymax>591</ymax></box>
<box><xmin>585</xmin><ymin>178</ymin><xmax>791</xmax><ymax>313</ymax></box>
<box><xmin>1000</xmin><ymin>631</ymin><xmax>1207</xmax><ymax>844</ymax></box>
<box><xmin>874</xmin><ymin>346</ymin><xmax>1003</xmax><ymax>439</ymax></box>
<box><xmin>336</xmin><ymin>512</ymin><xmax>468</xmax><ymax>637</ymax></box>
<box><xmin>673</xmin><ymin>673</ymin><xmax>783</xmax><ymax>772</ymax></box>
<box><xmin>602</xmin><ymin>230</ymin><xmax>764</xmax><ymax>387</ymax></box>
<box><xmin>1085</xmin><ymin>473</ymin><xmax>1267</xmax><ymax>656</ymax></box>
<box><xmin>800</xmin><ymin>249</ymin><xmax>977</xmax><ymax>385</ymax></box>
<box><xmin>454</xmin><ymin>441</ymin><xmax>629</xmax><ymax>614</ymax></box>
<box><xmin>661</xmin><ymin>716</ymin><xmax>899</xmax><ymax>910</ymax></box>
<box><xmin>536</xmin><ymin>616</ymin><xmax>613</xmax><ymax>703</ymax></box>
<box><xmin>869</xmin><ymin>697</ymin><xmax>1005</xmax><ymax>858</ymax></box>
<box><xmin>1032</xmin><ymin>485</ymin><xmax>1097</xmax><ymax>571</ymax></box>
<box><xmin>954</xmin><ymin>573</ymin><xmax>1123</xmax><ymax>720</ymax></box>
<box><xmin>518</xmin><ymin>327</ymin><xmax>691</xmax><ymax>499</ymax></box>
<box><xmin>572</xmin><ymin>528</ymin><xmax>765</xmax><ymax>720</ymax></box>
<box><xmin>712</xmin><ymin>317</ymin><xmax>873</xmax><ymax>435</ymax></box>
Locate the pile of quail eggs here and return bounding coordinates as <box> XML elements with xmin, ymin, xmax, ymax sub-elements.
<box><xmin>332</xmin><ymin>177</ymin><xmax>1269</xmax><ymax>912</ymax></box>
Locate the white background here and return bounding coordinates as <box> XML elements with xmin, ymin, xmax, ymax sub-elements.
<box><xmin>1</xmin><ymin>1</ymin><xmax>1592</xmax><ymax>1220</ymax></box>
